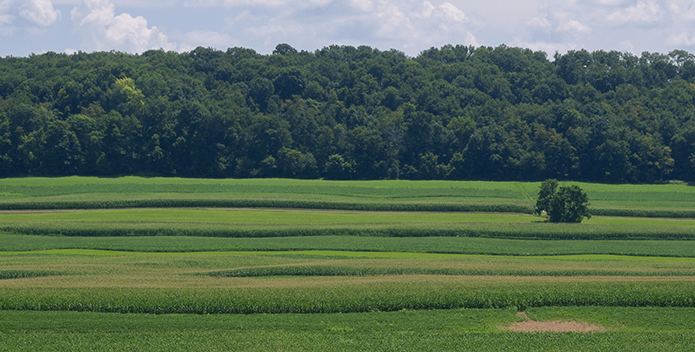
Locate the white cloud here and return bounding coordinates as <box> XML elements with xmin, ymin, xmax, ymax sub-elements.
<box><xmin>618</xmin><ymin>39</ymin><xmax>635</xmax><ymax>52</ymax></box>
<box><xmin>606</xmin><ymin>1</ymin><xmax>663</xmax><ymax>25</ymax></box>
<box><xmin>509</xmin><ymin>37</ymin><xmax>580</xmax><ymax>56</ymax></box>
<box><xmin>184</xmin><ymin>0</ymin><xmax>332</xmax><ymax>9</ymax></box>
<box><xmin>416</xmin><ymin>1</ymin><xmax>435</xmax><ymax>18</ymax></box>
<box><xmin>349</xmin><ymin>0</ymin><xmax>373</xmax><ymax>12</ymax></box>
<box><xmin>71</xmin><ymin>0</ymin><xmax>176</xmax><ymax>53</ymax></box>
<box><xmin>1</xmin><ymin>0</ymin><xmax>61</xmax><ymax>30</ymax></box>
<box><xmin>557</xmin><ymin>19</ymin><xmax>591</xmax><ymax>34</ymax></box>
<box><xmin>10</xmin><ymin>0</ymin><xmax>695</xmax><ymax>60</ymax></box>
<box><xmin>522</xmin><ymin>9</ymin><xmax>589</xmax><ymax>41</ymax></box>
<box><xmin>199</xmin><ymin>0</ymin><xmax>478</xmax><ymax>55</ymax></box>
<box><xmin>594</xmin><ymin>0</ymin><xmax>626</xmax><ymax>5</ymax></box>
<box><xmin>0</xmin><ymin>0</ymin><xmax>13</xmax><ymax>25</ymax></box>
<box><xmin>666</xmin><ymin>32</ymin><xmax>695</xmax><ymax>46</ymax></box>
<box><xmin>439</xmin><ymin>2</ymin><xmax>468</xmax><ymax>23</ymax></box>
<box><xmin>20</xmin><ymin>0</ymin><xmax>61</xmax><ymax>26</ymax></box>
<box><xmin>372</xmin><ymin>1</ymin><xmax>477</xmax><ymax>51</ymax></box>
<box><xmin>177</xmin><ymin>30</ymin><xmax>240</xmax><ymax>52</ymax></box>
<box><xmin>526</xmin><ymin>16</ymin><xmax>552</xmax><ymax>31</ymax></box>
<box><xmin>669</xmin><ymin>0</ymin><xmax>695</xmax><ymax>21</ymax></box>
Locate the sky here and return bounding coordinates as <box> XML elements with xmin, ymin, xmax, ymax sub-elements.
<box><xmin>2</xmin><ymin>0</ymin><xmax>695</xmax><ymax>58</ymax></box>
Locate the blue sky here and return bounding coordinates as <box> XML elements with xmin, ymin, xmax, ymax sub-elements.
<box><xmin>3</xmin><ymin>0</ymin><xmax>695</xmax><ymax>58</ymax></box>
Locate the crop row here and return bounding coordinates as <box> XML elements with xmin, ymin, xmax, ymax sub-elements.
<box><xmin>4</xmin><ymin>328</ymin><xmax>695</xmax><ymax>351</ymax></box>
<box><xmin>205</xmin><ymin>265</ymin><xmax>695</xmax><ymax>277</ymax></box>
<box><xmin>2</xmin><ymin>308</ymin><xmax>695</xmax><ymax>352</ymax></box>
<box><xmin>3</xmin><ymin>221</ymin><xmax>694</xmax><ymax>240</ymax></box>
<box><xmin>5</xmin><ymin>307</ymin><xmax>695</xmax><ymax>333</ymax></box>
<box><xmin>0</xmin><ymin>270</ymin><xmax>61</xmax><ymax>280</ymax></box>
<box><xmin>4</xmin><ymin>234</ymin><xmax>695</xmax><ymax>257</ymax></box>
<box><xmin>0</xmin><ymin>198</ymin><xmax>535</xmax><ymax>213</ymax></box>
<box><xmin>590</xmin><ymin>208</ymin><xmax>695</xmax><ymax>218</ymax></box>
<box><xmin>1</xmin><ymin>281</ymin><xmax>694</xmax><ymax>314</ymax></box>
<box><xmin>0</xmin><ymin>183</ymin><xmax>528</xmax><ymax>199</ymax></box>
<box><xmin>4</xmin><ymin>198</ymin><xmax>695</xmax><ymax>219</ymax></box>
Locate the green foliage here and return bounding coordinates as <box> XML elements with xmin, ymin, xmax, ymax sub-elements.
<box><xmin>535</xmin><ymin>180</ymin><xmax>591</xmax><ymax>223</ymax></box>
<box><xmin>1</xmin><ymin>46</ymin><xmax>694</xmax><ymax>182</ymax></box>
<box><xmin>548</xmin><ymin>185</ymin><xmax>591</xmax><ymax>223</ymax></box>
<box><xmin>534</xmin><ymin>178</ymin><xmax>558</xmax><ymax>215</ymax></box>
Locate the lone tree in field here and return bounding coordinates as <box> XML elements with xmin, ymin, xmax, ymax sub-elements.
<box><xmin>534</xmin><ymin>179</ymin><xmax>591</xmax><ymax>223</ymax></box>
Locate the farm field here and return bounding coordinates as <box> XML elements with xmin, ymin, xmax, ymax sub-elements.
<box><xmin>2</xmin><ymin>176</ymin><xmax>695</xmax><ymax>217</ymax></box>
<box><xmin>1</xmin><ymin>177</ymin><xmax>694</xmax><ymax>350</ymax></box>
<box><xmin>1</xmin><ymin>208</ymin><xmax>695</xmax><ymax>240</ymax></box>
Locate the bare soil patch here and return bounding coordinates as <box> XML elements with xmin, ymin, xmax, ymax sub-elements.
<box><xmin>503</xmin><ymin>312</ymin><xmax>606</xmax><ymax>333</ymax></box>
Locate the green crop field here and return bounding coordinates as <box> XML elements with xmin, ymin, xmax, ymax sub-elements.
<box><xmin>2</xmin><ymin>176</ymin><xmax>695</xmax><ymax>217</ymax></box>
<box><xmin>1</xmin><ymin>177</ymin><xmax>694</xmax><ymax>350</ymax></box>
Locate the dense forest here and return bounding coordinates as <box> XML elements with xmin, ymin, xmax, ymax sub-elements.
<box><xmin>1</xmin><ymin>44</ymin><xmax>694</xmax><ymax>183</ymax></box>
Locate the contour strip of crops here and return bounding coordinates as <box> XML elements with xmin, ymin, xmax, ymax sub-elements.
<box><xmin>2</xmin><ymin>281</ymin><xmax>694</xmax><ymax>314</ymax></box>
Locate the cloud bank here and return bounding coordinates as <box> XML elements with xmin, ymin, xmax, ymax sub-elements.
<box><xmin>6</xmin><ymin>0</ymin><xmax>695</xmax><ymax>57</ymax></box>
<box><xmin>69</xmin><ymin>0</ymin><xmax>175</xmax><ymax>53</ymax></box>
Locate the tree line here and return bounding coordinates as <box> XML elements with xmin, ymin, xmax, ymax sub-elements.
<box><xmin>1</xmin><ymin>44</ymin><xmax>694</xmax><ymax>183</ymax></box>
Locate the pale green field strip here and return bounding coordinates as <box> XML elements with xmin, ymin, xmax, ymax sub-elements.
<box><xmin>2</xmin><ymin>248</ymin><xmax>695</xmax><ymax>262</ymax></box>
<box><xmin>0</xmin><ymin>209</ymin><xmax>538</xmax><ymax>223</ymax></box>
<box><xmin>2</xmin><ymin>208</ymin><xmax>693</xmax><ymax>241</ymax></box>
<box><xmin>1</xmin><ymin>208</ymin><xmax>694</xmax><ymax>226</ymax></box>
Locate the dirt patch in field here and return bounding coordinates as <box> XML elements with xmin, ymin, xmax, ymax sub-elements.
<box><xmin>503</xmin><ymin>312</ymin><xmax>606</xmax><ymax>333</ymax></box>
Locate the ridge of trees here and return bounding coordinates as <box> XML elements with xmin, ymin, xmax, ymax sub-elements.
<box><xmin>0</xmin><ymin>44</ymin><xmax>694</xmax><ymax>183</ymax></box>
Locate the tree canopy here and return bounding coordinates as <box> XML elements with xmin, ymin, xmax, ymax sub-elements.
<box><xmin>535</xmin><ymin>179</ymin><xmax>591</xmax><ymax>223</ymax></box>
<box><xmin>0</xmin><ymin>44</ymin><xmax>692</xmax><ymax>182</ymax></box>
